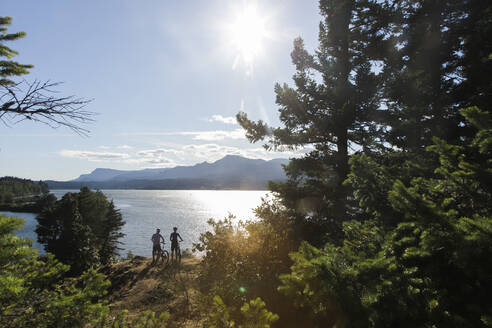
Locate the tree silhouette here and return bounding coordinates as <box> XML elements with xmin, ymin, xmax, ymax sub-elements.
<box><xmin>0</xmin><ymin>16</ymin><xmax>94</xmax><ymax>135</ymax></box>
<box><xmin>237</xmin><ymin>0</ymin><xmax>385</xmax><ymax>244</ymax></box>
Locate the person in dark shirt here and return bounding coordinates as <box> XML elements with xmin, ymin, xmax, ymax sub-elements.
<box><xmin>151</xmin><ymin>228</ymin><xmax>164</xmax><ymax>264</ymax></box>
<box><xmin>170</xmin><ymin>227</ymin><xmax>183</xmax><ymax>261</ymax></box>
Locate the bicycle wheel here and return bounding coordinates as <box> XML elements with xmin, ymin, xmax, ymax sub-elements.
<box><xmin>161</xmin><ymin>250</ymin><xmax>169</xmax><ymax>265</ymax></box>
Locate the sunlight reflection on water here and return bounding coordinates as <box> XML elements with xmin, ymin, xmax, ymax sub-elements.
<box><xmin>4</xmin><ymin>190</ymin><xmax>270</xmax><ymax>257</ymax></box>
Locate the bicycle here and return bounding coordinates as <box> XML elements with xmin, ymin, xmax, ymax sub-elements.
<box><xmin>153</xmin><ymin>241</ymin><xmax>169</xmax><ymax>265</ymax></box>
<box><xmin>171</xmin><ymin>240</ymin><xmax>182</xmax><ymax>263</ymax></box>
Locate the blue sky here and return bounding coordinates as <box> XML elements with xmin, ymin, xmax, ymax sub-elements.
<box><xmin>1</xmin><ymin>0</ymin><xmax>320</xmax><ymax>180</ymax></box>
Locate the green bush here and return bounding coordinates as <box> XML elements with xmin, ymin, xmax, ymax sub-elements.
<box><xmin>203</xmin><ymin>296</ymin><xmax>278</xmax><ymax>328</ymax></box>
<box><xmin>194</xmin><ymin>200</ymin><xmax>302</xmax><ymax>326</ymax></box>
<box><xmin>0</xmin><ymin>213</ymin><xmax>168</xmax><ymax>328</ymax></box>
<box><xmin>126</xmin><ymin>250</ymin><xmax>135</xmax><ymax>260</ymax></box>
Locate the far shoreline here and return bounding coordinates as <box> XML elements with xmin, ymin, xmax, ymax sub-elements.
<box><xmin>48</xmin><ymin>187</ymin><xmax>271</xmax><ymax>191</ymax></box>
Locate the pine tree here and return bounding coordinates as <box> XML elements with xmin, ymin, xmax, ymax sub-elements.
<box><xmin>279</xmin><ymin>106</ymin><xmax>492</xmax><ymax>327</ymax></box>
<box><xmin>0</xmin><ymin>214</ymin><xmax>108</xmax><ymax>327</ymax></box>
<box><xmin>36</xmin><ymin>193</ymin><xmax>99</xmax><ymax>275</ymax></box>
<box><xmin>238</xmin><ymin>0</ymin><xmax>386</xmax><ymax>244</ymax></box>
<box><xmin>36</xmin><ymin>188</ymin><xmax>125</xmax><ymax>275</ymax></box>
<box><xmin>454</xmin><ymin>0</ymin><xmax>492</xmax><ymax>114</ymax></box>
<box><xmin>0</xmin><ymin>17</ymin><xmax>32</xmax><ymax>86</ymax></box>
<box><xmin>382</xmin><ymin>0</ymin><xmax>492</xmax><ymax>151</ymax></box>
<box><xmin>98</xmin><ymin>201</ymin><xmax>125</xmax><ymax>265</ymax></box>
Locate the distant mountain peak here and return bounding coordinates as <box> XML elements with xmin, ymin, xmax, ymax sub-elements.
<box><xmin>215</xmin><ymin>154</ymin><xmax>271</xmax><ymax>163</ymax></box>
<box><xmin>67</xmin><ymin>155</ymin><xmax>289</xmax><ymax>187</ymax></box>
<box><xmin>92</xmin><ymin>168</ymin><xmax>120</xmax><ymax>173</ymax></box>
<box><xmin>216</xmin><ymin>154</ymin><xmax>256</xmax><ymax>162</ymax></box>
<box><xmin>222</xmin><ymin>154</ymin><xmax>243</xmax><ymax>159</ymax></box>
<box><xmin>74</xmin><ymin>168</ymin><xmax>128</xmax><ymax>182</ymax></box>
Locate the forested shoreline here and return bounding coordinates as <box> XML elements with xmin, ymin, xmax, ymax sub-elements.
<box><xmin>0</xmin><ymin>177</ymin><xmax>52</xmax><ymax>213</ymax></box>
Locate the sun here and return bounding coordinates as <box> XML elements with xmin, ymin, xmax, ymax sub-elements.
<box><xmin>226</xmin><ymin>3</ymin><xmax>270</xmax><ymax>74</ymax></box>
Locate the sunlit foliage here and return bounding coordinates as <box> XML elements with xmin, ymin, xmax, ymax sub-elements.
<box><xmin>204</xmin><ymin>296</ymin><xmax>278</xmax><ymax>328</ymax></box>
<box><xmin>194</xmin><ymin>200</ymin><xmax>300</xmax><ymax>326</ymax></box>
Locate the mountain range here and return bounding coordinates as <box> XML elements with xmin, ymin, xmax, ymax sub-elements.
<box><xmin>45</xmin><ymin>155</ymin><xmax>289</xmax><ymax>190</ymax></box>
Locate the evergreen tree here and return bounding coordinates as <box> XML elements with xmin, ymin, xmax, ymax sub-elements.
<box><xmin>279</xmin><ymin>106</ymin><xmax>492</xmax><ymax>327</ymax></box>
<box><xmin>0</xmin><ymin>214</ymin><xmax>108</xmax><ymax>327</ymax></box>
<box><xmin>98</xmin><ymin>201</ymin><xmax>125</xmax><ymax>265</ymax></box>
<box><xmin>0</xmin><ymin>17</ymin><xmax>32</xmax><ymax>86</ymax></box>
<box><xmin>36</xmin><ymin>193</ymin><xmax>99</xmax><ymax>275</ymax></box>
<box><xmin>197</xmin><ymin>1</ymin><xmax>492</xmax><ymax>326</ymax></box>
<box><xmin>36</xmin><ymin>188</ymin><xmax>125</xmax><ymax>274</ymax></box>
<box><xmin>454</xmin><ymin>0</ymin><xmax>492</xmax><ymax>113</ymax></box>
<box><xmin>381</xmin><ymin>0</ymin><xmax>492</xmax><ymax>150</ymax></box>
<box><xmin>237</xmin><ymin>0</ymin><xmax>386</xmax><ymax>244</ymax></box>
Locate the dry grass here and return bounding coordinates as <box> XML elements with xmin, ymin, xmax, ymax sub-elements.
<box><xmin>99</xmin><ymin>256</ymin><xmax>204</xmax><ymax>328</ymax></box>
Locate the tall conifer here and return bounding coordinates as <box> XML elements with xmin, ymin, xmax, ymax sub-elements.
<box><xmin>238</xmin><ymin>0</ymin><xmax>386</xmax><ymax>244</ymax></box>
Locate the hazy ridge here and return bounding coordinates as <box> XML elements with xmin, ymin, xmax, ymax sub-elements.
<box><xmin>46</xmin><ymin>155</ymin><xmax>289</xmax><ymax>190</ymax></box>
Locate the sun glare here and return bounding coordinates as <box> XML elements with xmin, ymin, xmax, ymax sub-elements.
<box><xmin>226</xmin><ymin>3</ymin><xmax>270</xmax><ymax>74</ymax></box>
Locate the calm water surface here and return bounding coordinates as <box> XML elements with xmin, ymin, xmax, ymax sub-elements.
<box><xmin>2</xmin><ymin>190</ymin><xmax>270</xmax><ymax>257</ymax></box>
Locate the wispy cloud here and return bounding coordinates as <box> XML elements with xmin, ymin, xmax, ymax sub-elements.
<box><xmin>208</xmin><ymin>114</ymin><xmax>237</xmax><ymax>125</ymax></box>
<box><xmin>119</xmin><ymin>129</ymin><xmax>245</xmax><ymax>141</ymax></box>
<box><xmin>181</xmin><ymin>143</ymin><xmax>297</xmax><ymax>162</ymax></box>
<box><xmin>183</xmin><ymin>143</ymin><xmax>242</xmax><ymax>159</ymax></box>
<box><xmin>117</xmin><ymin>145</ymin><xmax>134</xmax><ymax>150</ymax></box>
<box><xmin>58</xmin><ymin>142</ymin><xmax>305</xmax><ymax>169</ymax></box>
<box><xmin>123</xmin><ymin>148</ymin><xmax>184</xmax><ymax>168</ymax></box>
<box><xmin>137</xmin><ymin>148</ymin><xmax>184</xmax><ymax>157</ymax></box>
<box><xmin>127</xmin><ymin>143</ymin><xmax>292</xmax><ymax>167</ymax></box>
<box><xmin>123</xmin><ymin>157</ymin><xmax>177</xmax><ymax>167</ymax></box>
<box><xmin>184</xmin><ymin>129</ymin><xmax>245</xmax><ymax>141</ymax></box>
<box><xmin>60</xmin><ymin>150</ymin><xmax>130</xmax><ymax>161</ymax></box>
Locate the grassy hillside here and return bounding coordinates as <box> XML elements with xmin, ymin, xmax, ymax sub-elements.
<box><xmin>100</xmin><ymin>256</ymin><xmax>204</xmax><ymax>327</ymax></box>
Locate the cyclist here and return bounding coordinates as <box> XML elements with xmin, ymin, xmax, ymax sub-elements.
<box><xmin>151</xmin><ymin>228</ymin><xmax>165</xmax><ymax>264</ymax></box>
<box><xmin>170</xmin><ymin>227</ymin><xmax>183</xmax><ymax>261</ymax></box>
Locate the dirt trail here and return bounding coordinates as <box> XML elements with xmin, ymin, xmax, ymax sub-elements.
<box><xmin>100</xmin><ymin>256</ymin><xmax>203</xmax><ymax>327</ymax></box>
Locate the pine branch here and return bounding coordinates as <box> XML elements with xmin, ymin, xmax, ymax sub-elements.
<box><xmin>0</xmin><ymin>80</ymin><xmax>95</xmax><ymax>136</ymax></box>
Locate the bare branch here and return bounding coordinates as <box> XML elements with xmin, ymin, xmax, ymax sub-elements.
<box><xmin>0</xmin><ymin>80</ymin><xmax>95</xmax><ymax>136</ymax></box>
